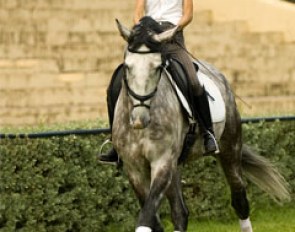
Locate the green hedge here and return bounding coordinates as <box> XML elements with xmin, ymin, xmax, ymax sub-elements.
<box><xmin>0</xmin><ymin>121</ymin><xmax>294</xmax><ymax>231</ymax></box>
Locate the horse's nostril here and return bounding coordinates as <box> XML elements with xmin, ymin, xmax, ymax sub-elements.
<box><xmin>131</xmin><ymin>115</ymin><xmax>150</xmax><ymax>129</ymax></box>
<box><xmin>131</xmin><ymin>117</ymin><xmax>144</xmax><ymax>129</ymax></box>
<box><xmin>133</xmin><ymin>121</ymin><xmax>144</xmax><ymax>129</ymax></box>
<box><xmin>131</xmin><ymin>107</ymin><xmax>151</xmax><ymax>129</ymax></box>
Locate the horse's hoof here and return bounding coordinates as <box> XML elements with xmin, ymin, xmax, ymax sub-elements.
<box><xmin>135</xmin><ymin>226</ymin><xmax>152</xmax><ymax>232</ymax></box>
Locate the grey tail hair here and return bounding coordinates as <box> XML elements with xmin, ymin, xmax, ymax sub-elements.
<box><xmin>241</xmin><ymin>144</ymin><xmax>290</xmax><ymax>202</ymax></box>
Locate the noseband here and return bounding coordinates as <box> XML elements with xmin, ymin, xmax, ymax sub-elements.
<box><xmin>123</xmin><ymin>48</ymin><xmax>166</xmax><ymax>109</ymax></box>
<box><xmin>123</xmin><ymin>73</ymin><xmax>158</xmax><ymax>109</ymax></box>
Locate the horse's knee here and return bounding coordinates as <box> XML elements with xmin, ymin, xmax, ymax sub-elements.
<box><xmin>231</xmin><ymin>189</ymin><xmax>250</xmax><ymax>219</ymax></box>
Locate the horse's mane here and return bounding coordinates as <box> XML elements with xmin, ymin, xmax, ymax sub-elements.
<box><xmin>128</xmin><ymin>16</ymin><xmax>164</xmax><ymax>52</ymax></box>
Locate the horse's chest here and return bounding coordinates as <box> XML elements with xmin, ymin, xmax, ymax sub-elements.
<box><xmin>113</xmin><ymin>128</ymin><xmax>176</xmax><ymax>160</ymax></box>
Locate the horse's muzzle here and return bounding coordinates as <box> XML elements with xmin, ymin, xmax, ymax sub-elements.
<box><xmin>130</xmin><ymin>108</ymin><xmax>151</xmax><ymax>129</ymax></box>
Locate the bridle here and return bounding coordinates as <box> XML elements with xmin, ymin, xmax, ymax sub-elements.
<box><xmin>123</xmin><ymin>47</ymin><xmax>167</xmax><ymax>109</ymax></box>
<box><xmin>123</xmin><ymin>73</ymin><xmax>158</xmax><ymax>109</ymax></box>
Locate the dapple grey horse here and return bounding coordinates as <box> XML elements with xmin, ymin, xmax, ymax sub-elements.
<box><xmin>111</xmin><ymin>18</ymin><xmax>289</xmax><ymax>232</ymax></box>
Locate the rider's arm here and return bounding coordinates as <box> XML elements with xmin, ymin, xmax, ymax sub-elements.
<box><xmin>177</xmin><ymin>0</ymin><xmax>193</xmax><ymax>30</ymax></box>
<box><xmin>134</xmin><ymin>0</ymin><xmax>145</xmax><ymax>24</ymax></box>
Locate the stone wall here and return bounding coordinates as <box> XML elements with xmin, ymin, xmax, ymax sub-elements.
<box><xmin>0</xmin><ymin>0</ymin><xmax>294</xmax><ymax>126</ymax></box>
<box><xmin>187</xmin><ymin>10</ymin><xmax>295</xmax><ymax>116</ymax></box>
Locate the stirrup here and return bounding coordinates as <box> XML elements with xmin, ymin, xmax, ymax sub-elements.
<box><xmin>98</xmin><ymin>139</ymin><xmax>121</xmax><ymax>167</ymax></box>
<box><xmin>99</xmin><ymin>139</ymin><xmax>112</xmax><ymax>155</ymax></box>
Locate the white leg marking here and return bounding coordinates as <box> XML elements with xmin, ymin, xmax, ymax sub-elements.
<box><xmin>135</xmin><ymin>226</ymin><xmax>152</xmax><ymax>232</ymax></box>
<box><xmin>239</xmin><ymin>218</ymin><xmax>253</xmax><ymax>232</ymax></box>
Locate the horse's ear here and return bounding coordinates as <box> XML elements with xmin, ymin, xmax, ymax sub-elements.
<box><xmin>116</xmin><ymin>19</ymin><xmax>131</xmax><ymax>41</ymax></box>
<box><xmin>152</xmin><ymin>26</ymin><xmax>179</xmax><ymax>43</ymax></box>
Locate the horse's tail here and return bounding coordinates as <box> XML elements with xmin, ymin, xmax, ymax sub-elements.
<box><xmin>241</xmin><ymin>144</ymin><xmax>290</xmax><ymax>202</ymax></box>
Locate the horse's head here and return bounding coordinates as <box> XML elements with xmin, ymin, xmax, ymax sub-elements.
<box><xmin>116</xmin><ymin>17</ymin><xmax>178</xmax><ymax>129</ymax></box>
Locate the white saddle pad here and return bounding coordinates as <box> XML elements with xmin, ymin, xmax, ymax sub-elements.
<box><xmin>164</xmin><ymin>68</ymin><xmax>226</xmax><ymax>124</ymax></box>
<box><xmin>198</xmin><ymin>72</ymin><xmax>226</xmax><ymax>123</ymax></box>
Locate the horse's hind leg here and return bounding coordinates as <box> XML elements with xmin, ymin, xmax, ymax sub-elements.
<box><xmin>219</xmin><ymin>151</ymin><xmax>253</xmax><ymax>232</ymax></box>
<box><xmin>166</xmin><ymin>170</ymin><xmax>189</xmax><ymax>232</ymax></box>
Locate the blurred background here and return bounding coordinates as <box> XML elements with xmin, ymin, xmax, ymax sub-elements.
<box><xmin>0</xmin><ymin>0</ymin><xmax>294</xmax><ymax>127</ymax></box>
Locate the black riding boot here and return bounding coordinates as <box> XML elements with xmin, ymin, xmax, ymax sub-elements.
<box><xmin>195</xmin><ymin>86</ymin><xmax>220</xmax><ymax>154</ymax></box>
<box><xmin>98</xmin><ymin>64</ymin><xmax>123</xmax><ymax>165</ymax></box>
<box><xmin>98</xmin><ymin>116</ymin><xmax>120</xmax><ymax>164</ymax></box>
<box><xmin>98</xmin><ymin>96</ymin><xmax>120</xmax><ymax>165</ymax></box>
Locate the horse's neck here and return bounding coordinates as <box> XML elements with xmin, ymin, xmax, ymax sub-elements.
<box><xmin>156</xmin><ymin>74</ymin><xmax>177</xmax><ymax>105</ymax></box>
<box><xmin>118</xmin><ymin>84</ymin><xmax>133</xmax><ymax>119</ymax></box>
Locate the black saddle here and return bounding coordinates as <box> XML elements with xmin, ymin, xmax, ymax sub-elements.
<box><xmin>165</xmin><ymin>58</ymin><xmax>199</xmax><ymax>119</ymax></box>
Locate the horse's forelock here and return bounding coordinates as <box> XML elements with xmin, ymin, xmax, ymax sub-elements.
<box><xmin>128</xmin><ymin>16</ymin><xmax>164</xmax><ymax>52</ymax></box>
<box><xmin>135</xmin><ymin>16</ymin><xmax>164</xmax><ymax>33</ymax></box>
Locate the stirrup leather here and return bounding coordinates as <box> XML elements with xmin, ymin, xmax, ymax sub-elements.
<box><xmin>206</xmin><ymin>130</ymin><xmax>220</xmax><ymax>154</ymax></box>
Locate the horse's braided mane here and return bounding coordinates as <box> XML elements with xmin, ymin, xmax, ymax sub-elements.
<box><xmin>128</xmin><ymin>16</ymin><xmax>164</xmax><ymax>52</ymax></box>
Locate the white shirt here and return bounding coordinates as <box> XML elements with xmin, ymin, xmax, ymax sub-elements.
<box><xmin>145</xmin><ymin>0</ymin><xmax>183</xmax><ymax>25</ymax></box>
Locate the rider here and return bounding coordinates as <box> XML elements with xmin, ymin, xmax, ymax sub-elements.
<box><xmin>99</xmin><ymin>0</ymin><xmax>219</xmax><ymax>164</ymax></box>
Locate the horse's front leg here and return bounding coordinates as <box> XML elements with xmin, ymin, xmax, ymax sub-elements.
<box><xmin>126</xmin><ymin>166</ymin><xmax>164</xmax><ymax>232</ymax></box>
<box><xmin>136</xmin><ymin>159</ymin><xmax>174</xmax><ymax>232</ymax></box>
